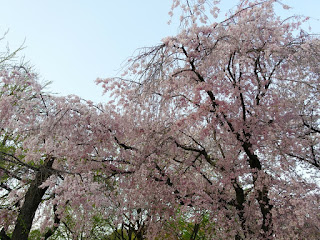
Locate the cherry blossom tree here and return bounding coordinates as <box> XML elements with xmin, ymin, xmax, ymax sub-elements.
<box><xmin>0</xmin><ymin>65</ymin><xmax>133</xmax><ymax>239</ymax></box>
<box><xmin>97</xmin><ymin>0</ymin><xmax>320</xmax><ymax>239</ymax></box>
<box><xmin>1</xmin><ymin>1</ymin><xmax>319</xmax><ymax>239</ymax></box>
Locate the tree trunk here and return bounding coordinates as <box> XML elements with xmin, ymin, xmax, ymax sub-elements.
<box><xmin>242</xmin><ymin>142</ymin><xmax>273</xmax><ymax>239</ymax></box>
<box><xmin>11</xmin><ymin>157</ymin><xmax>54</xmax><ymax>240</ymax></box>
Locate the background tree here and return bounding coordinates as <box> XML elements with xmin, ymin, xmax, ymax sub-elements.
<box><xmin>0</xmin><ymin>47</ymin><xmax>133</xmax><ymax>239</ymax></box>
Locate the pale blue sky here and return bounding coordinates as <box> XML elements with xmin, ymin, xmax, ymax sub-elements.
<box><xmin>0</xmin><ymin>0</ymin><xmax>319</xmax><ymax>103</ymax></box>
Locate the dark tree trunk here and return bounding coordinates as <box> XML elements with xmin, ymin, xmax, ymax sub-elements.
<box><xmin>242</xmin><ymin>142</ymin><xmax>273</xmax><ymax>239</ymax></box>
<box><xmin>0</xmin><ymin>228</ymin><xmax>11</xmax><ymax>240</ymax></box>
<box><xmin>11</xmin><ymin>157</ymin><xmax>54</xmax><ymax>240</ymax></box>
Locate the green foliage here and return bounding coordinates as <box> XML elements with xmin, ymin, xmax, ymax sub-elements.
<box><xmin>0</xmin><ymin>133</ymin><xmax>16</xmax><ymax>182</ymax></box>
<box><xmin>103</xmin><ymin>229</ymin><xmax>130</xmax><ymax>240</ymax></box>
<box><xmin>161</xmin><ymin>209</ymin><xmax>215</xmax><ymax>240</ymax></box>
<box><xmin>28</xmin><ymin>229</ymin><xmax>42</xmax><ymax>240</ymax></box>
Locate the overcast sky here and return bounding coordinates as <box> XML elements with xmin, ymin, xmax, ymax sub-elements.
<box><xmin>0</xmin><ymin>0</ymin><xmax>319</xmax><ymax>103</ymax></box>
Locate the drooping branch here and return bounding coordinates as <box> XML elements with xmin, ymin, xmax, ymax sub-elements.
<box><xmin>108</xmin><ymin>129</ymin><xmax>137</xmax><ymax>151</ymax></box>
<box><xmin>302</xmin><ymin>118</ymin><xmax>320</xmax><ymax>134</ymax></box>
<box><xmin>0</xmin><ymin>152</ymin><xmax>39</xmax><ymax>172</ymax></box>
<box><xmin>44</xmin><ymin>204</ymin><xmax>61</xmax><ymax>240</ymax></box>
<box><xmin>0</xmin><ymin>165</ymin><xmax>22</xmax><ymax>181</ymax></box>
